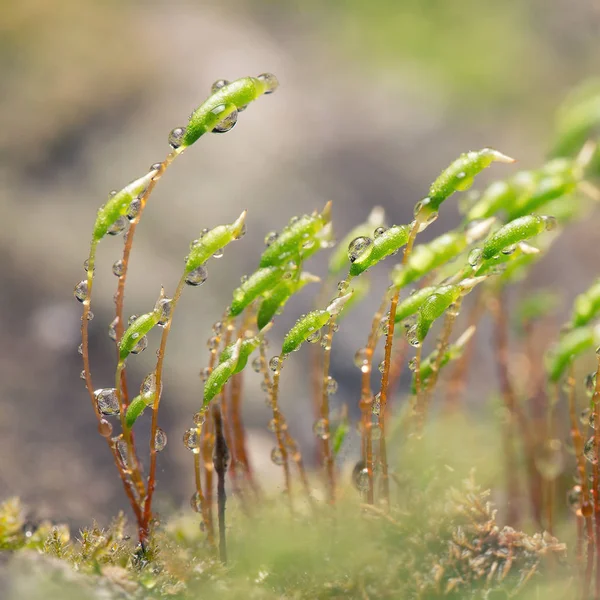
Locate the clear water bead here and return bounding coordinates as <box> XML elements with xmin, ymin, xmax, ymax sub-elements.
<box><xmin>112</xmin><ymin>259</ymin><xmax>125</xmax><ymax>277</ymax></box>
<box><xmin>127</xmin><ymin>198</ymin><xmax>141</xmax><ymax>221</ymax></box>
<box><xmin>348</xmin><ymin>236</ymin><xmax>373</xmax><ymax>263</ymax></box>
<box><xmin>468</xmin><ymin>248</ymin><xmax>483</xmax><ymax>267</ymax></box>
<box><xmin>211</xmin><ymin>79</ymin><xmax>229</xmax><ymax>93</ymax></box>
<box><xmin>78</xmin><ymin>343</ymin><xmax>83</xmax><ymax>355</ymax></box>
<box><xmin>98</xmin><ymin>419</ymin><xmax>113</xmax><ymax>438</ymax></box>
<box><xmin>313</xmin><ymin>418</ymin><xmax>329</xmax><ymax>440</ymax></box>
<box><xmin>107</xmin><ymin>216</ymin><xmax>127</xmax><ymax>236</ymax></box>
<box><xmin>406</xmin><ymin>325</ymin><xmax>421</xmax><ymax>347</ymax></box>
<box><xmin>567</xmin><ymin>485</ymin><xmax>582</xmax><ymax>514</ymax></box>
<box><xmin>264</xmin><ymin>231</ymin><xmax>278</xmax><ymax>247</ymax></box>
<box><xmin>84</xmin><ymin>311</ymin><xmax>94</xmax><ymax>321</ymax></box>
<box><xmin>168</xmin><ymin>127</ymin><xmax>186</xmax><ymax>149</ymax></box>
<box><xmin>80</xmin><ymin>370</ymin><xmax>86</xmax><ymax>380</ymax></box>
<box><xmin>501</xmin><ymin>244</ymin><xmax>517</xmax><ymax>256</ymax></box>
<box><xmin>183</xmin><ymin>428</ymin><xmax>201</xmax><ymax>453</ymax></box>
<box><xmin>213</xmin><ymin>248</ymin><xmax>224</xmax><ymax>258</ymax></box>
<box><xmin>155</xmin><ymin>298</ymin><xmax>173</xmax><ymax>327</ymax></box>
<box><xmin>534</xmin><ymin>439</ymin><xmax>564</xmax><ymax>480</ymax></box>
<box><xmin>141</xmin><ymin>372</ymin><xmax>158</xmax><ymax>397</ymax></box>
<box><xmin>269</xmin><ymin>356</ymin><xmax>282</xmax><ymax>372</ymax></box>
<box><xmin>154</xmin><ymin>428</ymin><xmax>167</xmax><ymax>452</ymax></box>
<box><xmin>213</xmin><ymin>109</ymin><xmax>238</xmax><ymax>133</ymax></box>
<box><xmin>82</xmin><ymin>259</ymin><xmax>94</xmax><ymax>273</ymax></box>
<box><xmin>185</xmin><ymin>264</ymin><xmax>208</xmax><ymax>286</ymax></box>
<box><xmin>326</xmin><ymin>376</ymin><xmax>338</xmax><ymax>395</ymax></box>
<box><xmin>108</xmin><ymin>317</ymin><xmax>118</xmax><ymax>341</ymax></box>
<box><xmin>131</xmin><ymin>336</ymin><xmax>148</xmax><ymax>355</ymax></box>
<box><xmin>190</xmin><ymin>491</ymin><xmax>203</xmax><ymax>513</ymax></box>
<box><xmin>207</xmin><ymin>337</ymin><xmax>219</xmax><ymax>351</ymax></box>
<box><xmin>193</xmin><ymin>411</ymin><xmax>206</xmax><ymax>426</ymax></box>
<box><xmin>378</xmin><ymin>360</ymin><xmax>386</xmax><ymax>374</ymax></box>
<box><xmin>352</xmin><ymin>460</ymin><xmax>369</xmax><ymax>492</ymax></box>
<box><xmin>337</xmin><ymin>280</ymin><xmax>349</xmax><ymax>292</ymax></box>
<box><xmin>542</xmin><ymin>215</ymin><xmax>558</xmax><ymax>231</ymax></box>
<box><xmin>354</xmin><ymin>348</ymin><xmax>369</xmax><ymax>373</ymax></box>
<box><xmin>251</xmin><ymin>357</ymin><xmax>262</xmax><ymax>373</ymax></box>
<box><xmin>584</xmin><ymin>437</ymin><xmax>598</xmax><ymax>464</ymax></box>
<box><xmin>74</xmin><ymin>280</ymin><xmax>89</xmax><ymax>303</ymax></box>
<box><xmin>373</xmin><ymin>226</ymin><xmax>387</xmax><ymax>238</ymax></box>
<box><xmin>372</xmin><ymin>393</ymin><xmax>381</xmax><ymax>416</ymax></box>
<box><xmin>94</xmin><ymin>388</ymin><xmax>120</xmax><ymax>416</ymax></box>
<box><xmin>307</xmin><ymin>329</ymin><xmax>321</xmax><ymax>344</ymax></box>
<box><xmin>257</xmin><ymin>73</ymin><xmax>279</xmax><ymax>94</ymax></box>
<box><xmin>199</xmin><ymin>367</ymin><xmax>211</xmax><ymax>382</ymax></box>
<box><xmin>270</xmin><ymin>447</ymin><xmax>285</xmax><ymax>466</ymax></box>
<box><xmin>586</xmin><ymin>373</ymin><xmax>597</xmax><ymax>397</ymax></box>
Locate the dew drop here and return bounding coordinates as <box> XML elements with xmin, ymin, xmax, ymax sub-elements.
<box><xmin>212</xmin><ymin>321</ymin><xmax>223</xmax><ymax>335</ymax></box>
<box><xmin>257</xmin><ymin>73</ymin><xmax>279</xmax><ymax>94</ymax></box>
<box><xmin>313</xmin><ymin>418</ymin><xmax>330</xmax><ymax>440</ymax></box>
<box><xmin>354</xmin><ymin>348</ymin><xmax>369</xmax><ymax>372</ymax></box>
<box><xmin>337</xmin><ymin>280</ymin><xmax>349</xmax><ymax>292</ymax></box>
<box><xmin>131</xmin><ymin>336</ymin><xmax>148</xmax><ymax>355</ymax></box>
<box><xmin>352</xmin><ymin>460</ymin><xmax>369</xmax><ymax>492</ymax></box>
<box><xmin>80</xmin><ymin>370</ymin><xmax>86</xmax><ymax>380</ymax></box>
<box><xmin>155</xmin><ymin>298</ymin><xmax>173</xmax><ymax>327</ymax></box>
<box><xmin>213</xmin><ymin>109</ymin><xmax>238</xmax><ymax>133</ymax></box>
<box><xmin>82</xmin><ymin>259</ymin><xmax>95</xmax><ymax>273</ymax></box>
<box><xmin>326</xmin><ymin>376</ymin><xmax>338</xmax><ymax>395</ymax></box>
<box><xmin>251</xmin><ymin>357</ymin><xmax>262</xmax><ymax>373</ymax></box>
<box><xmin>74</xmin><ymin>280</ymin><xmax>89</xmax><ymax>303</ymax></box>
<box><xmin>584</xmin><ymin>437</ymin><xmax>598</xmax><ymax>464</ymax></box>
<box><xmin>107</xmin><ymin>216</ymin><xmax>127</xmax><ymax>236</ymax></box>
<box><xmin>213</xmin><ymin>248</ymin><xmax>224</xmax><ymax>258</ymax></box>
<box><xmin>567</xmin><ymin>485</ymin><xmax>582</xmax><ymax>514</ymax></box>
<box><xmin>378</xmin><ymin>360</ymin><xmax>386</xmax><ymax>374</ymax></box>
<box><xmin>468</xmin><ymin>248</ymin><xmax>483</xmax><ymax>267</ymax></box>
<box><xmin>199</xmin><ymin>367</ymin><xmax>211</xmax><ymax>382</ymax></box>
<box><xmin>154</xmin><ymin>428</ymin><xmax>167</xmax><ymax>452</ymax></box>
<box><xmin>127</xmin><ymin>198</ymin><xmax>142</xmax><ymax>221</ymax></box>
<box><xmin>207</xmin><ymin>337</ymin><xmax>219</xmax><ymax>352</ymax></box>
<box><xmin>183</xmin><ymin>428</ymin><xmax>201</xmax><ymax>453</ymax></box>
<box><xmin>270</xmin><ymin>447</ymin><xmax>285</xmax><ymax>465</ymax></box>
<box><xmin>307</xmin><ymin>329</ymin><xmax>321</xmax><ymax>344</ymax></box>
<box><xmin>372</xmin><ymin>393</ymin><xmax>381</xmax><ymax>416</ymax></box>
<box><xmin>348</xmin><ymin>236</ymin><xmax>373</xmax><ymax>263</ymax></box>
<box><xmin>264</xmin><ymin>231</ymin><xmax>278</xmax><ymax>247</ymax></box>
<box><xmin>406</xmin><ymin>325</ymin><xmax>421</xmax><ymax>348</ymax></box>
<box><xmin>408</xmin><ymin>358</ymin><xmax>417</xmax><ymax>372</ymax></box>
<box><xmin>261</xmin><ymin>380</ymin><xmax>272</xmax><ymax>393</ymax></box>
<box><xmin>373</xmin><ymin>226</ymin><xmax>387</xmax><ymax>238</ymax></box>
<box><xmin>141</xmin><ymin>372</ymin><xmax>159</xmax><ymax>397</ymax></box>
<box><xmin>94</xmin><ymin>388</ymin><xmax>120</xmax><ymax>416</ymax></box>
<box><xmin>185</xmin><ymin>264</ymin><xmax>208</xmax><ymax>286</ymax></box>
<box><xmin>98</xmin><ymin>419</ymin><xmax>113</xmax><ymax>438</ymax></box>
<box><xmin>112</xmin><ymin>259</ymin><xmax>125</xmax><ymax>277</ymax></box>
<box><xmin>586</xmin><ymin>373</ymin><xmax>597</xmax><ymax>397</ymax></box>
<box><xmin>501</xmin><ymin>244</ymin><xmax>517</xmax><ymax>256</ymax></box>
<box><xmin>534</xmin><ymin>439</ymin><xmax>564</xmax><ymax>480</ymax></box>
<box><xmin>211</xmin><ymin>79</ymin><xmax>229</xmax><ymax>93</ymax></box>
<box><xmin>542</xmin><ymin>215</ymin><xmax>558</xmax><ymax>231</ymax></box>
<box><xmin>269</xmin><ymin>356</ymin><xmax>282</xmax><ymax>372</ymax></box>
<box><xmin>108</xmin><ymin>317</ymin><xmax>118</xmax><ymax>341</ymax></box>
<box><xmin>85</xmin><ymin>311</ymin><xmax>95</xmax><ymax>322</ymax></box>
<box><xmin>580</xmin><ymin>408</ymin><xmax>591</xmax><ymax>426</ymax></box>
<box><xmin>267</xmin><ymin>418</ymin><xmax>277</xmax><ymax>433</ymax></box>
<box><xmin>168</xmin><ymin>127</ymin><xmax>186</xmax><ymax>149</ymax></box>
<box><xmin>190</xmin><ymin>491</ymin><xmax>203</xmax><ymax>513</ymax></box>
<box><xmin>193</xmin><ymin>411</ymin><xmax>206</xmax><ymax>426</ymax></box>
<box><xmin>78</xmin><ymin>343</ymin><xmax>83</xmax><ymax>355</ymax></box>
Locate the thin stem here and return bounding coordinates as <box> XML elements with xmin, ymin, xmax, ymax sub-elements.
<box><xmin>212</xmin><ymin>404</ymin><xmax>228</xmax><ymax>564</ymax></box>
<box><xmin>320</xmin><ymin>320</ymin><xmax>336</xmax><ymax>505</ymax></box>
<box><xmin>567</xmin><ymin>367</ymin><xmax>594</xmax><ymax>598</ymax></box>
<box><xmin>591</xmin><ymin>349</ymin><xmax>600</xmax><ymax>600</ymax></box>
<box><xmin>202</xmin><ymin>411</ymin><xmax>216</xmax><ymax>543</ymax></box>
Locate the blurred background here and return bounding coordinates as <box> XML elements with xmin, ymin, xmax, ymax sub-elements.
<box><xmin>1</xmin><ymin>0</ymin><xmax>599</xmax><ymax>527</ymax></box>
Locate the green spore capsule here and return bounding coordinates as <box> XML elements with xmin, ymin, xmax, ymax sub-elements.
<box><xmin>204</xmin><ymin>339</ymin><xmax>243</xmax><ymax>405</ymax></box>
<box><xmin>466</xmin><ymin>180</ymin><xmax>515</xmax><ymax>222</ymax></box>
<box><xmin>185</xmin><ymin>211</ymin><xmax>246</xmax><ymax>276</ymax></box>
<box><xmin>394</xmin><ymin>286</ymin><xmax>438</xmax><ymax>324</ymax></box>
<box><xmin>349</xmin><ymin>224</ymin><xmax>410</xmax><ymax>276</ymax></box>
<box><xmin>119</xmin><ymin>311</ymin><xmax>160</xmax><ymax>361</ymax></box>
<box><xmin>415</xmin><ymin>148</ymin><xmax>515</xmax><ymax>221</ymax></box>
<box><xmin>391</xmin><ymin>219</ymin><xmax>494</xmax><ymax>289</ymax></box>
<box><xmin>329</xmin><ymin>207</ymin><xmax>386</xmax><ymax>274</ymax></box>
<box><xmin>546</xmin><ymin>324</ymin><xmax>600</xmax><ymax>382</ymax></box>
<box><xmin>572</xmin><ymin>278</ymin><xmax>600</xmax><ymax>328</ymax></box>
<box><xmin>410</xmin><ymin>326</ymin><xmax>476</xmax><ymax>393</ymax></box>
<box><xmin>124</xmin><ymin>373</ymin><xmax>162</xmax><ymax>428</ymax></box>
<box><xmin>183</xmin><ymin>75</ymin><xmax>278</xmax><ymax>147</ymax></box>
<box><xmin>219</xmin><ymin>324</ymin><xmax>272</xmax><ymax>375</ymax></box>
<box><xmin>282</xmin><ymin>292</ymin><xmax>353</xmax><ymax>355</ymax></box>
<box><xmin>93</xmin><ymin>171</ymin><xmax>156</xmax><ymax>241</ymax></box>
<box><xmin>479</xmin><ymin>215</ymin><xmax>553</xmax><ymax>262</ymax></box>
<box><xmin>229</xmin><ymin>266</ymin><xmax>286</xmax><ymax>317</ymax></box>
<box><xmin>332</xmin><ymin>414</ymin><xmax>350</xmax><ymax>456</ymax></box>
<box><xmin>259</xmin><ymin>202</ymin><xmax>332</xmax><ymax>268</ymax></box>
<box><xmin>256</xmin><ymin>272</ymin><xmax>320</xmax><ymax>330</ymax></box>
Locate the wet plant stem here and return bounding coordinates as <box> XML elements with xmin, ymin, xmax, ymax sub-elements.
<box><xmin>567</xmin><ymin>367</ymin><xmax>594</xmax><ymax>598</ymax></box>
<box><xmin>212</xmin><ymin>404</ymin><xmax>228</xmax><ymax>564</ymax></box>
<box><xmin>321</xmin><ymin>320</ymin><xmax>336</xmax><ymax>505</ymax></box>
<box><xmin>591</xmin><ymin>351</ymin><xmax>600</xmax><ymax>600</ymax></box>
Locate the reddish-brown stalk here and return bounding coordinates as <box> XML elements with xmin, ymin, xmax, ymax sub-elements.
<box><xmin>202</xmin><ymin>411</ymin><xmax>216</xmax><ymax>541</ymax></box>
<box><xmin>566</xmin><ymin>369</ymin><xmax>594</xmax><ymax>597</ymax></box>
<box><xmin>320</xmin><ymin>320</ymin><xmax>336</xmax><ymax>504</ymax></box>
<box><xmin>591</xmin><ymin>351</ymin><xmax>600</xmax><ymax>599</ymax></box>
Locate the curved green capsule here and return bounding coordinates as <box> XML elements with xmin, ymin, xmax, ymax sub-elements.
<box><xmin>229</xmin><ymin>266</ymin><xmax>286</xmax><ymax>317</ymax></box>
<box><xmin>481</xmin><ymin>215</ymin><xmax>551</xmax><ymax>261</ymax></box>
<box><xmin>119</xmin><ymin>312</ymin><xmax>159</xmax><ymax>361</ymax></box>
<box><xmin>546</xmin><ymin>324</ymin><xmax>600</xmax><ymax>382</ymax></box>
<box><xmin>204</xmin><ymin>339</ymin><xmax>242</xmax><ymax>404</ymax></box>
<box><xmin>466</xmin><ymin>180</ymin><xmax>515</xmax><ymax>222</ymax></box>
<box><xmin>219</xmin><ymin>333</ymin><xmax>265</xmax><ymax>375</ymax></box>
<box><xmin>256</xmin><ymin>272</ymin><xmax>320</xmax><ymax>330</ymax></box>
<box><xmin>185</xmin><ymin>211</ymin><xmax>246</xmax><ymax>274</ymax></box>
<box><xmin>572</xmin><ymin>278</ymin><xmax>600</xmax><ymax>328</ymax></box>
<box><xmin>282</xmin><ymin>310</ymin><xmax>331</xmax><ymax>355</ymax></box>
<box><xmin>125</xmin><ymin>395</ymin><xmax>147</xmax><ymax>429</ymax></box>
<box><xmin>259</xmin><ymin>203</ymin><xmax>332</xmax><ymax>268</ymax></box>
<box><xmin>413</xmin><ymin>285</ymin><xmax>462</xmax><ymax>342</ymax></box>
<box><xmin>394</xmin><ymin>286</ymin><xmax>438</xmax><ymax>324</ymax></box>
<box><xmin>183</xmin><ymin>75</ymin><xmax>277</xmax><ymax>147</ymax></box>
<box><xmin>332</xmin><ymin>416</ymin><xmax>349</xmax><ymax>456</ymax></box>
<box><xmin>329</xmin><ymin>207</ymin><xmax>386</xmax><ymax>275</ymax></box>
<box><xmin>415</xmin><ymin>148</ymin><xmax>515</xmax><ymax>219</ymax></box>
<box><xmin>349</xmin><ymin>224</ymin><xmax>409</xmax><ymax>277</ymax></box>
<box><xmin>93</xmin><ymin>172</ymin><xmax>156</xmax><ymax>241</ymax></box>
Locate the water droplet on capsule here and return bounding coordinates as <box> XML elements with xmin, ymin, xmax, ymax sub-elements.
<box><xmin>326</xmin><ymin>376</ymin><xmax>338</xmax><ymax>395</ymax></box>
<box><xmin>74</xmin><ymin>280</ymin><xmax>89</xmax><ymax>303</ymax></box>
<box><xmin>468</xmin><ymin>248</ymin><xmax>483</xmax><ymax>267</ymax></box>
<box><xmin>199</xmin><ymin>367</ymin><xmax>211</xmax><ymax>382</ymax></box>
<box><xmin>211</xmin><ymin>79</ymin><xmax>229</xmax><ymax>93</ymax></box>
<box><xmin>127</xmin><ymin>198</ymin><xmax>142</xmax><ymax>221</ymax></box>
<box><xmin>82</xmin><ymin>259</ymin><xmax>94</xmax><ymax>273</ymax></box>
<box><xmin>501</xmin><ymin>244</ymin><xmax>517</xmax><ymax>256</ymax></box>
<box><xmin>581</xmin><ymin>408</ymin><xmax>591</xmax><ymax>425</ymax></box>
<box><xmin>213</xmin><ymin>109</ymin><xmax>238</xmax><ymax>133</ymax></box>
<box><xmin>348</xmin><ymin>236</ymin><xmax>373</xmax><ymax>263</ymax></box>
<box><xmin>207</xmin><ymin>337</ymin><xmax>219</xmax><ymax>351</ymax></box>
<box><xmin>269</xmin><ymin>356</ymin><xmax>282</xmax><ymax>372</ymax></box>
<box><xmin>185</xmin><ymin>264</ymin><xmax>208</xmax><ymax>286</ymax></box>
<box><xmin>213</xmin><ymin>248</ymin><xmax>224</xmax><ymax>258</ymax></box>
<box><xmin>270</xmin><ymin>447</ymin><xmax>285</xmax><ymax>465</ymax></box>
<box><xmin>337</xmin><ymin>280</ymin><xmax>349</xmax><ymax>292</ymax></box>
<box><xmin>373</xmin><ymin>226</ymin><xmax>387</xmax><ymax>238</ymax></box>
<box><xmin>307</xmin><ymin>329</ymin><xmax>321</xmax><ymax>344</ymax></box>
<box><xmin>313</xmin><ymin>418</ymin><xmax>330</xmax><ymax>439</ymax></box>
<box><xmin>108</xmin><ymin>216</ymin><xmax>127</xmax><ymax>236</ymax></box>
<box><xmin>193</xmin><ymin>411</ymin><xmax>206</xmax><ymax>426</ymax></box>
<box><xmin>155</xmin><ymin>298</ymin><xmax>173</xmax><ymax>327</ymax></box>
<box><xmin>257</xmin><ymin>73</ymin><xmax>279</xmax><ymax>94</ymax></box>
<box><xmin>168</xmin><ymin>127</ymin><xmax>186</xmax><ymax>149</ymax></box>
<box><xmin>131</xmin><ymin>336</ymin><xmax>148</xmax><ymax>355</ymax></box>
<box><xmin>112</xmin><ymin>259</ymin><xmax>125</xmax><ymax>277</ymax></box>
<box><xmin>94</xmin><ymin>388</ymin><xmax>120</xmax><ymax>416</ymax></box>
<box><xmin>406</xmin><ymin>325</ymin><xmax>421</xmax><ymax>347</ymax></box>
<box><xmin>264</xmin><ymin>232</ymin><xmax>278</xmax><ymax>247</ymax></box>
<box><xmin>154</xmin><ymin>428</ymin><xmax>167</xmax><ymax>452</ymax></box>
<box><xmin>542</xmin><ymin>215</ymin><xmax>558</xmax><ymax>231</ymax></box>
<box><xmin>183</xmin><ymin>428</ymin><xmax>201</xmax><ymax>453</ymax></box>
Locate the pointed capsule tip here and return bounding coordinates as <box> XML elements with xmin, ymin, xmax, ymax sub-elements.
<box><xmin>493</xmin><ymin>150</ymin><xmax>517</xmax><ymax>164</ymax></box>
<box><xmin>321</xmin><ymin>200</ymin><xmax>333</xmax><ymax>223</ymax></box>
<box><xmin>368</xmin><ymin>206</ymin><xmax>386</xmax><ymax>227</ymax></box>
